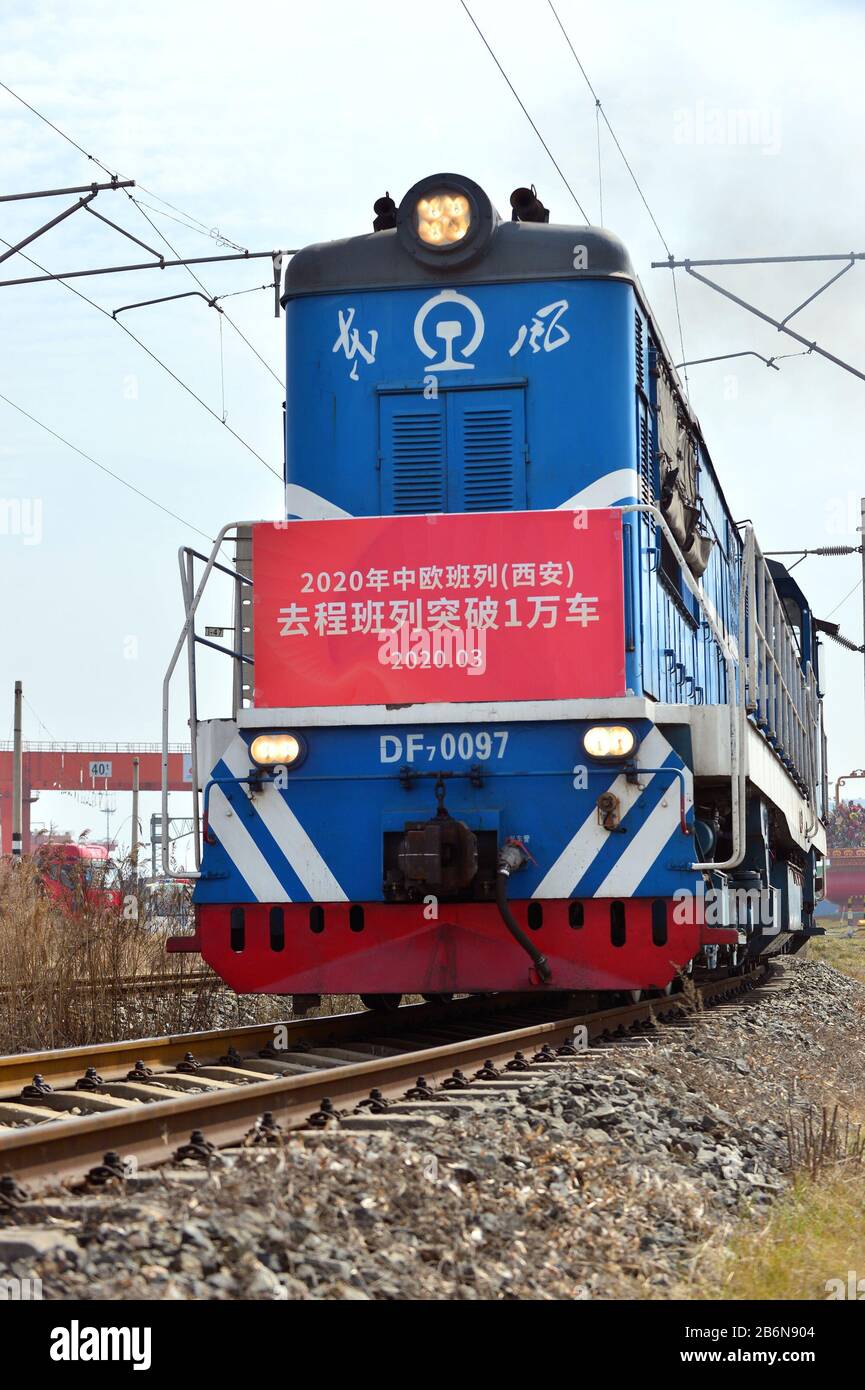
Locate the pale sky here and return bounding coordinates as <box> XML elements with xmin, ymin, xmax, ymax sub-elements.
<box><xmin>1</xmin><ymin>0</ymin><xmax>864</xmax><ymax>858</ymax></box>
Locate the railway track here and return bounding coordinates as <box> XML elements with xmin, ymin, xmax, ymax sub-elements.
<box><xmin>0</xmin><ymin>968</ymin><xmax>779</xmax><ymax>1195</ymax></box>
<box><xmin>0</xmin><ymin>969</ymin><xmax>213</xmax><ymax>1001</ymax></box>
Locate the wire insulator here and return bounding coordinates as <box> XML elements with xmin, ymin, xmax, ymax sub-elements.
<box><xmin>824</xmin><ymin>628</ymin><xmax>865</xmax><ymax>653</ymax></box>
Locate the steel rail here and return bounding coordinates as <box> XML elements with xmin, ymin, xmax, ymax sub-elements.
<box><xmin>0</xmin><ymin>970</ymin><xmax>211</xmax><ymax>1003</ymax></box>
<box><xmin>0</xmin><ymin>971</ymin><xmax>766</xmax><ymax>1186</ymax></box>
<box><xmin>0</xmin><ymin>994</ymin><xmax>523</xmax><ymax>1096</ymax></box>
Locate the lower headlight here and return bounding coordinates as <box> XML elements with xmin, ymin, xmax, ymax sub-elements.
<box><xmin>250</xmin><ymin>733</ymin><xmax>304</xmax><ymax>767</ymax></box>
<box><xmin>582</xmin><ymin>725</ymin><xmax>637</xmax><ymax>759</ymax></box>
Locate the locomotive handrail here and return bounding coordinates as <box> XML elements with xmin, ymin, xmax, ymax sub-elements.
<box><xmin>176</xmin><ymin>546</ymin><xmax>253</xmax><ymax>868</ymax></box>
<box><xmin>0</xmin><ymin>740</ymin><xmax>191</xmax><ymax>753</ymax></box>
<box><xmin>624</xmin><ymin>506</ymin><xmax>823</xmax><ymax>862</ymax></box>
<box><xmin>161</xmin><ymin>521</ymin><xmax>258</xmax><ymax>877</ymax></box>
<box><xmin>619</xmin><ymin>503</ymin><xmax>748</xmax><ymax>872</ymax></box>
<box><xmin>805</xmin><ymin>671</ymin><xmax>820</xmax><ymax>836</ymax></box>
<box><xmin>744</xmin><ymin>533</ymin><xmax>821</xmax><ymax>838</ymax></box>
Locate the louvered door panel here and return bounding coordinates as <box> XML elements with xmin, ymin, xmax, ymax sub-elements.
<box><xmin>448</xmin><ymin>389</ymin><xmax>527</xmax><ymax>512</ymax></box>
<box><xmin>380</xmin><ymin>396</ymin><xmax>446</xmax><ymax>513</ymax></box>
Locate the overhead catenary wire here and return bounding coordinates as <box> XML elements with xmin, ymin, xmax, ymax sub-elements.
<box><xmin>827</xmin><ymin>577</ymin><xmax>864</xmax><ymax>619</ymax></box>
<box><xmin>0</xmin><ymin>78</ymin><xmax>247</xmax><ymax>252</ymax></box>
<box><xmin>0</xmin><ymin>233</ymin><xmax>282</xmax><ymax>480</ymax></box>
<box><xmin>125</xmin><ymin>193</ymin><xmax>286</xmax><ymax>390</ymax></box>
<box><xmin>0</xmin><ymin>389</ymin><xmax>215</xmax><ymax>543</ymax></box>
<box><xmin>129</xmin><ymin>197</ymin><xmax>248</xmax><ymax>253</ymax></box>
<box><xmin>0</xmin><ymin>76</ymin><xmax>285</xmax><ymax>388</ymax></box>
<box><xmin>546</xmin><ymin>2</ymin><xmax>669</xmax><ymax>249</ymax></box>
<box><xmin>595</xmin><ymin>101</ymin><xmax>603</xmax><ymax>225</ymax></box>
<box><xmin>459</xmin><ymin>0</ymin><xmax>591</xmax><ymax>223</ymax></box>
<box><xmin>545</xmin><ymin>0</ymin><xmax>691</xmax><ymax>393</ymax></box>
<box><xmin>215</xmin><ymin>282</ymin><xmax>273</xmax><ymax>301</ymax></box>
<box><xmin>23</xmin><ymin>696</ymin><xmax>59</xmax><ymax>742</ymax></box>
<box><xmin>670</xmin><ymin>275</ymin><xmax>689</xmax><ymax>396</ymax></box>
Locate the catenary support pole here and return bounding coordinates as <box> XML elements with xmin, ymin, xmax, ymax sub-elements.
<box><xmin>861</xmin><ymin>497</ymin><xmax>865</xmax><ymax>752</ymax></box>
<box><xmin>11</xmin><ymin>681</ymin><xmax>22</xmax><ymax>860</ymax></box>
<box><xmin>131</xmin><ymin>756</ymin><xmax>140</xmax><ymax>876</ymax></box>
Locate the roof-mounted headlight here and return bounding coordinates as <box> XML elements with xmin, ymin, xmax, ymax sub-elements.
<box><xmin>417</xmin><ymin>191</ymin><xmax>471</xmax><ymax>245</ymax></box>
<box><xmin>397</xmin><ymin>173</ymin><xmax>496</xmax><ymax>268</ymax></box>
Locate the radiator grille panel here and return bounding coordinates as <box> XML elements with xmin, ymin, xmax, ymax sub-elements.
<box><xmin>389</xmin><ymin>411</ymin><xmax>446</xmax><ymax>513</ymax></box>
<box><xmin>462</xmin><ymin>408</ymin><xmax>517</xmax><ymax>511</ymax></box>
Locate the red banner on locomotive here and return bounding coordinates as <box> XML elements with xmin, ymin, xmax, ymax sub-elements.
<box><xmin>252</xmin><ymin>508</ymin><xmax>626</xmax><ymax>706</ymax></box>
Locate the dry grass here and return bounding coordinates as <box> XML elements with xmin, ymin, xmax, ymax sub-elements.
<box><xmin>690</xmin><ymin>1169</ymin><xmax>865</xmax><ymax>1300</ymax></box>
<box><xmin>682</xmin><ymin>940</ymin><xmax>865</xmax><ymax>1300</ymax></box>
<box><xmin>809</xmin><ymin>928</ymin><xmax>865</xmax><ymax>984</ymax></box>
<box><xmin>0</xmin><ymin>859</ymin><xmax>228</xmax><ymax>1052</ymax></box>
<box><xmin>785</xmin><ymin>1103</ymin><xmax>865</xmax><ymax>1178</ymax></box>
<box><xmin>0</xmin><ymin>861</ymin><xmax>422</xmax><ymax>1055</ymax></box>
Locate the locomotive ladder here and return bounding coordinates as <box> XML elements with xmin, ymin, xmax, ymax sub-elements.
<box><xmin>162</xmin><ymin>521</ymin><xmax>256</xmax><ymax>875</ymax></box>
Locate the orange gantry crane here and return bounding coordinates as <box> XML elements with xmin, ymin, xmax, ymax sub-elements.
<box><xmin>0</xmin><ymin>742</ymin><xmax>190</xmax><ymax>855</ymax></box>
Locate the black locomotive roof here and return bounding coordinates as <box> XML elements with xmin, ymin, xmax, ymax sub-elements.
<box><xmin>282</xmin><ymin>221</ymin><xmax>635</xmax><ymax>302</ymax></box>
<box><xmin>280</xmin><ymin>181</ymin><xmax>728</xmax><ymax>537</ymax></box>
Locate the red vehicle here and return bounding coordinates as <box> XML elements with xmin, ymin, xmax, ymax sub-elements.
<box><xmin>34</xmin><ymin>840</ymin><xmax>122</xmax><ymax>913</ymax></box>
<box><xmin>825</xmin><ymin>798</ymin><xmax>865</xmax><ymax>912</ymax></box>
<box><xmin>826</xmin><ymin>848</ymin><xmax>865</xmax><ymax>909</ymax></box>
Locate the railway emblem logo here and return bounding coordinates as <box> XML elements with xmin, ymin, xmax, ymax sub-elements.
<box><xmin>413</xmin><ymin>289</ymin><xmax>484</xmax><ymax>371</ymax></box>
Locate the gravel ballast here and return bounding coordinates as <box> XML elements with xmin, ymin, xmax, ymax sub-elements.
<box><xmin>1</xmin><ymin>958</ymin><xmax>863</xmax><ymax>1300</ymax></box>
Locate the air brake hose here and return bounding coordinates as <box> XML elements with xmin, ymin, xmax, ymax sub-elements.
<box><xmin>495</xmin><ymin>842</ymin><xmax>552</xmax><ymax>983</ymax></box>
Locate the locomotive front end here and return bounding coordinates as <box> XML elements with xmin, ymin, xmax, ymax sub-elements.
<box><xmin>169</xmin><ymin>172</ymin><xmax>823</xmax><ymax>1002</ymax></box>
<box><xmin>191</xmin><ymin>503</ymin><xmax>704</xmax><ymax>996</ymax></box>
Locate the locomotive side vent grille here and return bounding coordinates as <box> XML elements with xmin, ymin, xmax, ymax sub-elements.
<box><xmin>639</xmin><ymin>411</ymin><xmax>654</xmax><ymax>509</ymax></box>
<box><xmin>462</xmin><ymin>408</ymin><xmax>516</xmax><ymax>511</ymax></box>
<box><xmin>635</xmin><ymin>310</ymin><xmax>645</xmax><ymax>392</ymax></box>
<box><xmin>636</xmin><ymin>313</ymin><xmax>655</xmax><ymax>528</ymax></box>
<box><xmin>390</xmin><ymin>411</ymin><xmax>446</xmax><ymax>513</ymax></box>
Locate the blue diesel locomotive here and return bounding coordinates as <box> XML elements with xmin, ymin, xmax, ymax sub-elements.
<box><xmin>164</xmin><ymin>173</ymin><xmax>828</xmax><ymax>1004</ymax></box>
